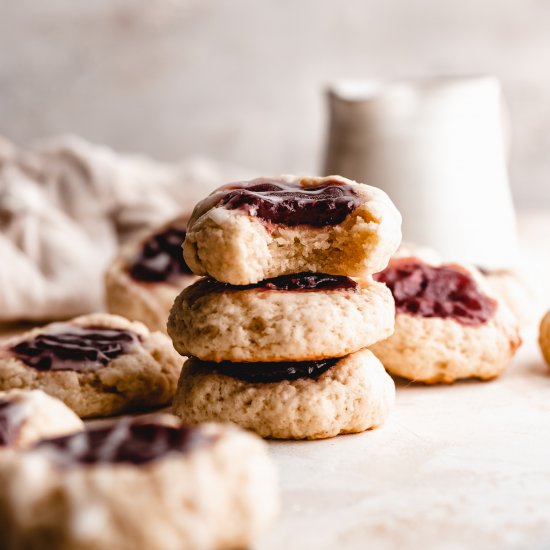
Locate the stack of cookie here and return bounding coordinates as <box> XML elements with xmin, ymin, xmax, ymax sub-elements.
<box><xmin>168</xmin><ymin>175</ymin><xmax>402</xmax><ymax>439</ymax></box>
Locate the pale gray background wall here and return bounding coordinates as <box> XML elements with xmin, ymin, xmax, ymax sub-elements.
<box><xmin>1</xmin><ymin>0</ymin><xmax>549</xmax><ymax>206</ymax></box>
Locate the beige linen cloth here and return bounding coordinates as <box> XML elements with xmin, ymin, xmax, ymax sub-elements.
<box><xmin>0</xmin><ymin>134</ymin><xmax>246</xmax><ymax>322</ymax></box>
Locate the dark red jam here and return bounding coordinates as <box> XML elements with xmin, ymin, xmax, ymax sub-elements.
<box><xmin>374</xmin><ymin>258</ymin><xmax>497</xmax><ymax>326</ymax></box>
<box><xmin>217</xmin><ymin>178</ymin><xmax>360</xmax><ymax>226</ymax></box>
<box><xmin>9</xmin><ymin>325</ymin><xmax>141</xmax><ymax>372</ymax></box>
<box><xmin>186</xmin><ymin>273</ymin><xmax>358</xmax><ymax>304</ymax></box>
<box><xmin>0</xmin><ymin>399</ymin><xmax>26</xmax><ymax>447</ymax></box>
<box><xmin>255</xmin><ymin>272</ymin><xmax>357</xmax><ymax>291</ymax></box>
<box><xmin>129</xmin><ymin>227</ymin><xmax>192</xmax><ymax>283</ymax></box>
<box><xmin>208</xmin><ymin>357</ymin><xmax>340</xmax><ymax>383</ymax></box>
<box><xmin>35</xmin><ymin>419</ymin><xmax>213</xmax><ymax>465</ymax></box>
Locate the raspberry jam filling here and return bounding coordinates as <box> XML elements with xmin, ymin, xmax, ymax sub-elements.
<box><xmin>9</xmin><ymin>325</ymin><xmax>142</xmax><ymax>372</ymax></box>
<box><xmin>210</xmin><ymin>357</ymin><xmax>340</xmax><ymax>383</ymax></box>
<box><xmin>129</xmin><ymin>226</ymin><xmax>192</xmax><ymax>283</ymax></box>
<box><xmin>35</xmin><ymin>419</ymin><xmax>214</xmax><ymax>465</ymax></box>
<box><xmin>187</xmin><ymin>273</ymin><xmax>358</xmax><ymax>303</ymax></box>
<box><xmin>0</xmin><ymin>399</ymin><xmax>27</xmax><ymax>447</ymax></box>
<box><xmin>374</xmin><ymin>258</ymin><xmax>497</xmax><ymax>325</ymax></box>
<box><xmin>217</xmin><ymin>178</ymin><xmax>360</xmax><ymax>226</ymax></box>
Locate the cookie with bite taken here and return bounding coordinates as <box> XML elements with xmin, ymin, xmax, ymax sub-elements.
<box><xmin>183</xmin><ymin>175</ymin><xmax>402</xmax><ymax>285</ymax></box>
<box><xmin>105</xmin><ymin>215</ymin><xmax>198</xmax><ymax>333</ymax></box>
<box><xmin>370</xmin><ymin>257</ymin><xmax>521</xmax><ymax>383</ymax></box>
<box><xmin>0</xmin><ymin>314</ymin><xmax>182</xmax><ymax>418</ymax></box>
<box><xmin>0</xmin><ymin>415</ymin><xmax>278</xmax><ymax>550</ymax></box>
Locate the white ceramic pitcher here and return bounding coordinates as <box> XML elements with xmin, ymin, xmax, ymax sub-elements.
<box><xmin>324</xmin><ymin>75</ymin><xmax>518</xmax><ymax>269</ymax></box>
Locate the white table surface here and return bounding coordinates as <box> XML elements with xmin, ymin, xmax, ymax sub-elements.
<box><xmin>259</xmin><ymin>210</ymin><xmax>550</xmax><ymax>550</ymax></box>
